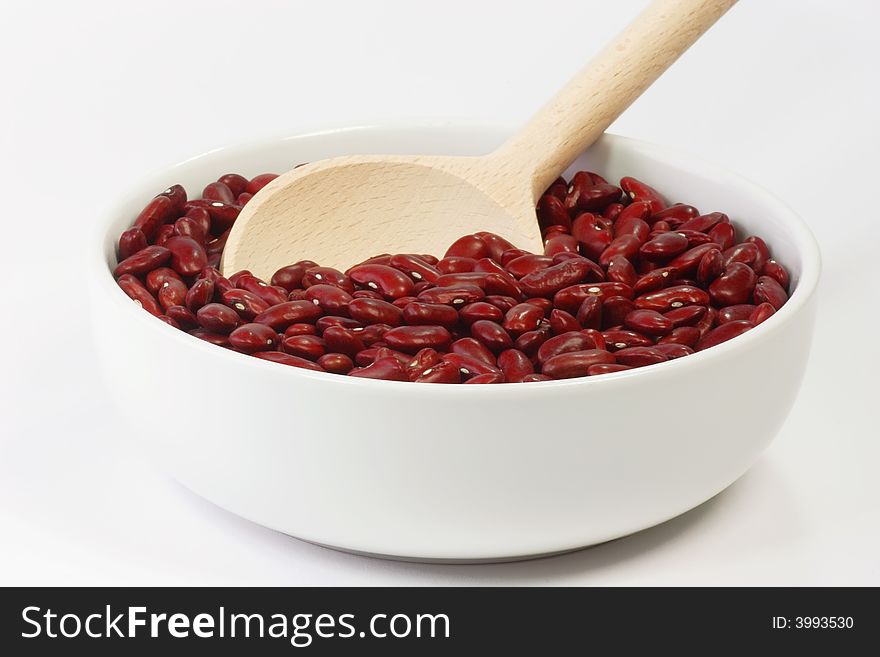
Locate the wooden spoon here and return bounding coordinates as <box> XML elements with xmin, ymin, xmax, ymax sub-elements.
<box><xmin>222</xmin><ymin>0</ymin><xmax>736</xmax><ymax>278</ymax></box>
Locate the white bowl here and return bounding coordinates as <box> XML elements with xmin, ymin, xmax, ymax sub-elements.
<box><xmin>90</xmin><ymin>122</ymin><xmax>820</xmax><ymax>562</ymax></box>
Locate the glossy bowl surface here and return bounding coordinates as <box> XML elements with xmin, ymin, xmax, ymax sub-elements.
<box><xmin>91</xmin><ymin>123</ymin><xmax>820</xmax><ymax>561</ymax></box>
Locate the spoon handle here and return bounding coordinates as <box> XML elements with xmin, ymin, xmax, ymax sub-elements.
<box><xmin>494</xmin><ymin>0</ymin><xmax>737</xmax><ymax>198</ymax></box>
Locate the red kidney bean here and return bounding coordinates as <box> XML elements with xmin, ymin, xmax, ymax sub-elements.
<box><xmin>695</xmin><ymin>306</ymin><xmax>718</xmax><ymax>338</ymax></box>
<box><xmin>443</xmin><ymin>353</ymin><xmax>501</xmax><ymax>379</ymax></box>
<box><xmin>305</xmin><ymin>284</ymin><xmax>353</xmax><ymax>315</ymax></box>
<box><xmin>624</xmin><ymin>309</ymin><xmax>673</xmax><ymax>336</ymax></box>
<box><xmin>482</xmin><ymin>295</ymin><xmax>518</xmax><ymax>314</ymax></box>
<box><xmin>696</xmin><ymin>319</ymin><xmax>754</xmax><ymax>351</ymax></box>
<box><xmin>253</xmin><ymin>351</ymin><xmax>324</xmax><ymax>371</ymax></box>
<box><xmin>518</xmin><ymin>373</ymin><xmax>550</xmax><ymax>382</ymax></box>
<box><xmin>383</xmin><ymin>325</ymin><xmax>452</xmax><ymax>353</ymax></box>
<box><xmin>667</xmin><ymin>243</ymin><xmax>720</xmax><ymax>276</ymax></box>
<box><xmin>598</xmin><ymin>234</ymin><xmax>641</xmax><ymax>267</ymax></box>
<box><xmin>721</xmin><ymin>242</ymin><xmax>761</xmax><ymax>270</ymax></box>
<box><xmin>229</xmin><ymin>323</ymin><xmax>277</xmax><ymax>353</ymax></box>
<box><xmin>235</xmin><ymin>274</ymin><xmax>288</xmax><ymax>306</ymax></box>
<box><xmin>616</xmin><ymin>199</ymin><xmax>652</xmax><ymax>224</ymax></box>
<box><xmin>505</xmin><ymin>254</ymin><xmax>553</xmax><ymax>279</ymax></box>
<box><xmin>197</xmin><ymin>303</ymin><xmax>240</xmax><ymax>333</ymax></box>
<box><xmin>358</xmin><ymin>323</ymin><xmax>392</xmax><ymax>346</ymax></box>
<box><xmin>412</xmin><ymin>360</ymin><xmax>461</xmax><ymax>383</ymax></box>
<box><xmin>417</xmin><ymin>284</ymin><xmax>484</xmax><ymax>306</ymax></box>
<box><xmin>348</xmin><ymin>264</ymin><xmax>416</xmax><ymax>299</ymax></box>
<box><xmin>444</xmin><ymin>234</ymin><xmax>489</xmax><ymax>260</ymax></box>
<box><xmin>173</xmin><ymin>216</ymin><xmax>207</xmax><ymax>244</ymax></box>
<box><xmin>183</xmin><ymin>277</ymin><xmax>214</xmax><ymax>312</ymax></box>
<box><xmin>639</xmin><ymin>231</ymin><xmax>689</xmax><ymax>262</ymax></box>
<box><xmin>708</xmin><ymin>262</ymin><xmax>757</xmax><ymax>306</ymax></box>
<box><xmin>399</xmin><ymin>302</ymin><xmax>455</xmax><ymax>328</ymax></box>
<box><xmin>113</xmin><ymin>245</ymin><xmax>170</xmax><ymax>278</ymax></box>
<box><xmin>391</xmin><ymin>295</ymin><xmax>419</xmax><ymax>309</ymax></box>
<box><xmin>502</xmin><ymin>303</ymin><xmax>544</xmax><ymax>336</ymax></box>
<box><xmin>116</xmin><ymin>274</ymin><xmax>162</xmax><ymax>316</ymax></box>
<box><xmin>271</xmin><ymin>261</ymin><xmax>319</xmax><ymax>291</ymax></box>
<box><xmin>497</xmin><ymin>349</ymin><xmax>534</xmax><ymax>383</ymax></box>
<box><xmin>163</xmin><ymin>305</ymin><xmax>196</xmax><ymax>330</ymax></box>
<box><xmin>718</xmin><ymin>304</ymin><xmax>756</xmax><ymax>324</ymax></box>
<box><xmin>603</xmin><ymin>202</ymin><xmax>625</xmax><ymax>221</ymax></box>
<box><xmin>761</xmin><ymin>260</ymin><xmax>790</xmax><ymax>290</ymax></box>
<box><xmin>202</xmin><ymin>181</ymin><xmax>235</xmax><ymax>204</ymax></box>
<box><xmin>281</xmin><ymin>334</ymin><xmax>326</xmax><ymax>360</ymax></box>
<box><xmin>567</xmin><ymin>180</ymin><xmax>622</xmax><ymax>213</ymax></box>
<box><xmin>346</xmin><ymin>356</ymin><xmax>407</xmax><ymax>380</ymax></box>
<box><xmin>353</xmin><ymin>289</ymin><xmax>385</xmax><ymax>300</ymax></box>
<box><xmin>458</xmin><ymin>301</ymin><xmax>503</xmax><ymax>325</ymax></box>
<box><xmin>631</xmin><ymin>267</ymin><xmax>676</xmax><ymax>296</ymax></box>
<box><xmin>571</xmin><ymin>212</ymin><xmax>613</xmax><ymax>260</ymax></box>
<box><xmin>118</xmin><ymin>227</ymin><xmax>148</xmax><ymax>260</ymax></box>
<box><xmin>753</xmin><ymin>275</ymin><xmax>789</xmax><ymax>310</ymax></box>
<box><xmin>189</xmin><ymin>328</ymin><xmax>230</xmax><ymax>347</ymax></box>
<box><xmin>605</xmin><ymin>255</ymin><xmax>638</xmax><ymax>287</ymax></box>
<box><xmin>599</xmin><ymin>296</ymin><xmax>634</xmax><ymax>327</ymax></box>
<box><xmin>575</xmin><ymin>295</ymin><xmax>602</xmax><ymax>329</ymax></box>
<box><xmin>216</xmin><ymin>173</ymin><xmax>248</xmax><ymax>196</ymax></box>
<box><xmin>346</xmin><ymin>297</ymin><xmax>404</xmax><ymax>326</ymax></box>
<box><xmin>514</xmin><ymin>328</ymin><xmax>550</xmax><ymax>356</ymax></box>
<box><xmin>696</xmin><ymin>248</ymin><xmax>723</xmax><ymax>285</ymax></box>
<box><xmin>706</xmin><ymin>221</ymin><xmax>735</xmax><ymax>250</ymax></box>
<box><xmin>523</xmin><ymin>297</ymin><xmax>553</xmax><ymax>316</ymax></box>
<box><xmin>302</xmin><ymin>267</ymin><xmax>354</xmax><ymax>293</ymax></box>
<box><xmin>316</xmin><ymin>316</ymin><xmax>363</xmax><ymax>334</ymax></box>
<box><xmin>317</xmin><ymin>352</ymin><xmax>354</xmax><ymax>374</ymax></box>
<box><xmin>474</xmin><ymin>232</ymin><xmax>518</xmax><ymax>261</ymax></box>
<box><xmin>133</xmin><ymin>194</ymin><xmax>175</xmax><ymax>241</ymax></box>
<box><xmin>470</xmin><ymin>320</ymin><xmax>513</xmax><ymax>352</ymax></box>
<box><xmin>284</xmin><ymin>323</ymin><xmax>318</xmax><ymax>337</ymax></box>
<box><xmin>463</xmin><ymin>372</ymin><xmax>505</xmax><ymax>384</ymax></box>
<box><xmin>543</xmin><ymin>349</ymin><xmax>616</xmax><ymax>379</ymax></box>
<box><xmin>288</xmin><ymin>289</ymin><xmax>309</xmax><ymax>302</ymax></box>
<box><xmin>450</xmin><ymin>337</ymin><xmax>496</xmax><ymax>366</ymax></box>
<box><xmin>221</xmin><ymin>289</ymin><xmax>270</xmax><ymax>321</ymax></box>
<box><xmin>548</xmin><ymin>309</ymin><xmax>581</xmax><ymax>334</ymax></box>
<box><xmin>437</xmin><ymin>256</ymin><xmax>478</xmax><ymax>274</ymax></box>
<box><xmin>750</xmin><ymin>302</ymin><xmax>776</xmax><ymax>325</ymax></box>
<box><xmin>676</xmin><ymin>229</ymin><xmax>714</xmax><ymax>248</ymax></box>
<box><xmin>553</xmin><ymin>282</ymin><xmax>633</xmax><ymax>313</ymax></box>
<box><xmin>678</xmin><ymin>212</ymin><xmax>728</xmax><ymax>233</ymax></box>
<box><xmin>613</xmin><ymin>346</ymin><xmax>667</xmax><ymax>367</ymax></box>
<box><xmin>653</xmin><ymin>343</ymin><xmax>694</xmax><ymax>359</ymax></box>
<box><xmin>388</xmin><ymin>254</ymin><xmax>441</xmax><ymax>284</ymax></box>
<box><xmin>404</xmin><ymin>347</ymin><xmax>443</xmax><ymax>380</ymax></box>
<box><xmin>245</xmin><ymin>173</ymin><xmax>279</xmax><ymax>195</ymax></box>
<box><xmin>157</xmin><ymin>314</ymin><xmax>179</xmax><ymax>329</ymax></box>
<box><xmin>657</xmin><ymin>326</ymin><xmax>701</xmax><ymax>347</ymax></box>
<box><xmin>663</xmin><ymin>304</ymin><xmax>706</xmax><ymax>328</ymax></box>
<box><xmin>620</xmin><ymin>176</ymin><xmax>666</xmax><ymax>212</ymax></box>
<box><xmin>544</xmin><ymin>233</ymin><xmax>580</xmax><ymax>257</ymax></box>
<box><xmin>602</xmin><ymin>329</ymin><xmax>653</xmax><ymax>351</ymax></box>
<box><xmin>635</xmin><ymin>285</ymin><xmax>710</xmax><ymax>312</ymax></box>
<box><xmin>578</xmin><ymin>327</ymin><xmax>605</xmax><ymax>350</ymax></box>
<box><xmin>184</xmin><ymin>199</ymin><xmax>240</xmax><ymax>233</ymax></box>
<box><xmin>537</xmin><ymin>194</ymin><xmax>571</xmax><ymax>231</ymax></box>
<box><xmin>143</xmin><ymin>267</ymin><xmax>182</xmax><ymax>293</ymax></box>
<box><xmin>436</xmin><ymin>272</ymin><xmax>489</xmax><ymax>288</ymax></box>
<box><xmin>252</xmin><ymin>300</ymin><xmax>323</xmax><ymax>330</ymax></box>
<box><xmin>537</xmin><ymin>331</ymin><xmax>597</xmax><ymax>365</ymax></box>
<box><xmin>185</xmin><ymin>206</ymin><xmax>212</xmax><ymax>236</ymax></box>
<box><xmin>649</xmin><ymin>204</ymin><xmax>700</xmax><ymax>225</ymax></box>
<box><xmin>588</xmin><ymin>363</ymin><xmax>632</xmax><ymax>376</ymax></box>
<box><xmin>322</xmin><ymin>326</ymin><xmax>365</xmax><ymax>356</ymax></box>
<box><xmin>156</xmin><ymin>278</ymin><xmax>187</xmax><ymax>310</ymax></box>
<box><xmin>163</xmin><ymin>236</ymin><xmax>207</xmax><ymax>276</ymax></box>
<box><xmin>519</xmin><ymin>258</ymin><xmax>593</xmax><ymax>297</ymax></box>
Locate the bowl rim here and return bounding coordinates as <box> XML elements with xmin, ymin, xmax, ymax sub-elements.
<box><xmin>94</xmin><ymin>120</ymin><xmax>821</xmax><ymax>396</ymax></box>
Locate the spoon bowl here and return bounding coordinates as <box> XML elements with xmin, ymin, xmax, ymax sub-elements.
<box><xmin>222</xmin><ymin>154</ymin><xmax>542</xmax><ymax>277</ymax></box>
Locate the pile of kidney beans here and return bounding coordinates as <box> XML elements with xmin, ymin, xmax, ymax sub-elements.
<box><xmin>113</xmin><ymin>170</ymin><xmax>790</xmax><ymax>383</ymax></box>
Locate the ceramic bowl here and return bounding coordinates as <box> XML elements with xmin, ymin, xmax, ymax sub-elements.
<box><xmin>90</xmin><ymin>122</ymin><xmax>820</xmax><ymax>561</ymax></box>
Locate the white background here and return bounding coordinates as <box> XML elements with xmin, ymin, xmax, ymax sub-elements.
<box><xmin>1</xmin><ymin>0</ymin><xmax>878</xmax><ymax>585</ymax></box>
